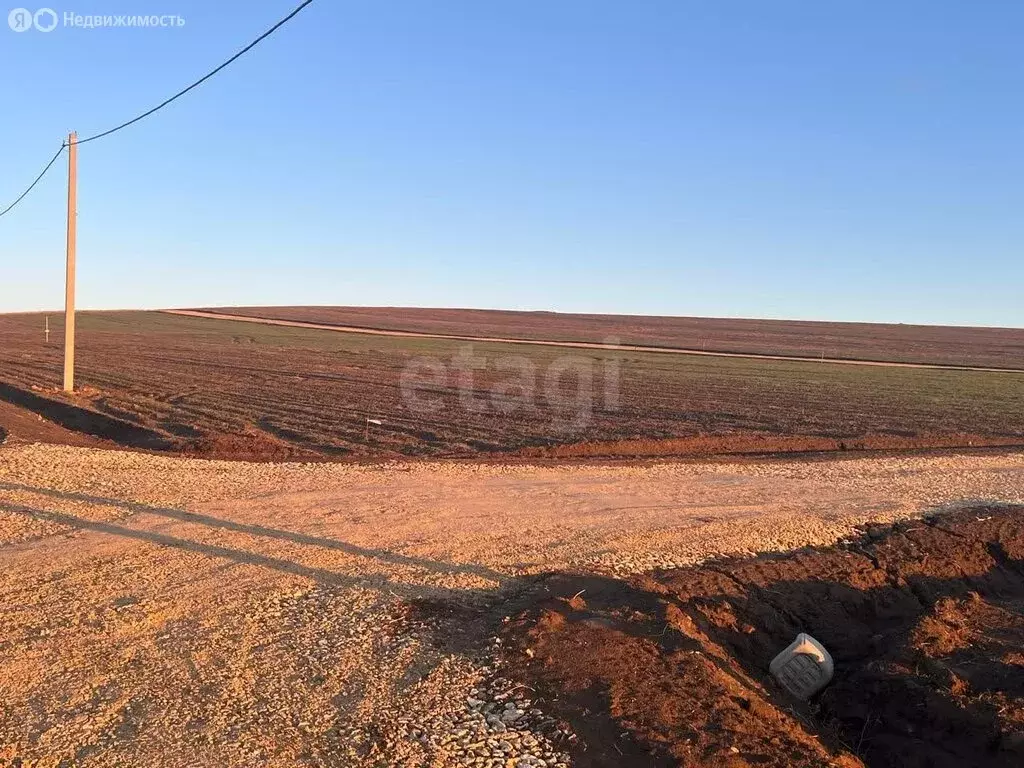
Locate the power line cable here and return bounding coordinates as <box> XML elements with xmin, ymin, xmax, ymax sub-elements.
<box><xmin>0</xmin><ymin>143</ymin><xmax>67</xmax><ymax>219</ymax></box>
<box><xmin>0</xmin><ymin>0</ymin><xmax>315</xmax><ymax>220</ymax></box>
<box><xmin>77</xmin><ymin>0</ymin><xmax>315</xmax><ymax>145</ymax></box>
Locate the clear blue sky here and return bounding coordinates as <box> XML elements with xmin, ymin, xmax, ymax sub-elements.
<box><xmin>2</xmin><ymin>1</ymin><xmax>1022</xmax><ymax>326</ymax></box>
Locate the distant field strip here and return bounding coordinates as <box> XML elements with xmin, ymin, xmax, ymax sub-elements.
<box><xmin>165</xmin><ymin>309</ymin><xmax>1024</xmax><ymax>374</ymax></box>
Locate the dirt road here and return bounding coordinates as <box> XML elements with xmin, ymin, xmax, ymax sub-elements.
<box><xmin>164</xmin><ymin>309</ymin><xmax>1024</xmax><ymax>374</ymax></box>
<box><xmin>1</xmin><ymin>445</ymin><xmax>1022</xmax><ymax>766</ymax></box>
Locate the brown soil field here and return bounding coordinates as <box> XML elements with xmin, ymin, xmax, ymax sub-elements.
<box><xmin>203</xmin><ymin>306</ymin><xmax>1024</xmax><ymax>370</ymax></box>
<box><xmin>1</xmin><ymin>310</ymin><xmax>1022</xmax><ymax>460</ymax></box>
<box><xmin>505</xmin><ymin>504</ymin><xmax>1024</xmax><ymax>767</ymax></box>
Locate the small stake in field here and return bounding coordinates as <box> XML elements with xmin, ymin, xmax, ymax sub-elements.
<box><xmin>44</xmin><ymin>316</ymin><xmax>50</xmax><ymax>344</ymax></box>
<box><xmin>365</xmin><ymin>417</ymin><xmax>383</xmax><ymax>442</ymax></box>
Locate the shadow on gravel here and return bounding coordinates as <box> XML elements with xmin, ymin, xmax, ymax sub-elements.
<box><xmin>498</xmin><ymin>504</ymin><xmax>1024</xmax><ymax>768</ymax></box>
<box><xmin>10</xmin><ymin>478</ymin><xmax>1024</xmax><ymax>768</ymax></box>
<box><xmin>0</xmin><ymin>382</ymin><xmax>170</xmax><ymax>449</ymax></box>
<box><xmin>0</xmin><ymin>481</ymin><xmax>510</xmax><ymax>600</ymax></box>
<box><xmin>0</xmin><ymin>483</ymin><xmax>539</xmax><ymax>766</ymax></box>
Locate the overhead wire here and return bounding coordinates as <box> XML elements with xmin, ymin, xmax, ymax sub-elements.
<box><xmin>0</xmin><ymin>143</ymin><xmax>67</xmax><ymax>219</ymax></box>
<box><xmin>0</xmin><ymin>0</ymin><xmax>315</xmax><ymax>219</ymax></box>
<box><xmin>77</xmin><ymin>0</ymin><xmax>315</xmax><ymax>145</ymax></box>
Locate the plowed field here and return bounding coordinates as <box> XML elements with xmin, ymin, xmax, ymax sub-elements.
<box><xmin>0</xmin><ymin>310</ymin><xmax>1022</xmax><ymax>460</ymax></box>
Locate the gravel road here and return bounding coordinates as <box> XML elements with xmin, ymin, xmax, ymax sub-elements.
<box><xmin>1</xmin><ymin>444</ymin><xmax>1022</xmax><ymax>766</ymax></box>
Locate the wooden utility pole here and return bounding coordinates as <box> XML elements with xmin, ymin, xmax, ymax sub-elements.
<box><xmin>63</xmin><ymin>132</ymin><xmax>77</xmax><ymax>392</ymax></box>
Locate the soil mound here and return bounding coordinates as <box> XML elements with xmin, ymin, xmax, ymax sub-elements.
<box><xmin>511</xmin><ymin>432</ymin><xmax>1022</xmax><ymax>460</ymax></box>
<box><xmin>0</xmin><ymin>383</ymin><xmax>169</xmax><ymax>449</ymax></box>
<box><xmin>180</xmin><ymin>431</ymin><xmax>329</xmax><ymax>462</ymax></box>
<box><xmin>504</xmin><ymin>504</ymin><xmax>1024</xmax><ymax>767</ymax></box>
<box><xmin>0</xmin><ymin>400</ymin><xmax>104</xmax><ymax>449</ymax></box>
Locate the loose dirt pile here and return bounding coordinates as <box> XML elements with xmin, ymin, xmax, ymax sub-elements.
<box><xmin>0</xmin><ymin>399</ymin><xmax>103</xmax><ymax>449</ymax></box>
<box><xmin>505</xmin><ymin>504</ymin><xmax>1024</xmax><ymax>767</ymax></box>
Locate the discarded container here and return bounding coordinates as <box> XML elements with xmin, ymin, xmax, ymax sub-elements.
<box><xmin>769</xmin><ymin>633</ymin><xmax>834</xmax><ymax>699</ymax></box>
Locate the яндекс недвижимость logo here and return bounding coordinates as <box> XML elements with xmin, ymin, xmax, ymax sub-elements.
<box><xmin>8</xmin><ymin>7</ymin><xmax>57</xmax><ymax>31</ymax></box>
<box><xmin>8</xmin><ymin>8</ymin><xmax>184</xmax><ymax>31</ymax></box>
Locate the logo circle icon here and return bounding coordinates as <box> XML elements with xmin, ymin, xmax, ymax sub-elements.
<box><xmin>33</xmin><ymin>7</ymin><xmax>57</xmax><ymax>31</ymax></box>
<box><xmin>8</xmin><ymin>7</ymin><xmax>33</xmax><ymax>31</ymax></box>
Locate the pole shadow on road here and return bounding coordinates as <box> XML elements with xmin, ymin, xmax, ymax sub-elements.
<box><xmin>0</xmin><ymin>481</ymin><xmax>511</xmax><ymax>604</ymax></box>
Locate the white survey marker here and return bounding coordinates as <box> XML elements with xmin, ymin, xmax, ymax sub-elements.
<box><xmin>769</xmin><ymin>633</ymin><xmax>834</xmax><ymax>699</ymax></box>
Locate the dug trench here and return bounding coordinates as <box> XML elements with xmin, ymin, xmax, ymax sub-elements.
<box><xmin>478</xmin><ymin>504</ymin><xmax>1024</xmax><ymax>767</ymax></box>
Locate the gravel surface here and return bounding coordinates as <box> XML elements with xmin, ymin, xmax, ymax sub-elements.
<box><xmin>0</xmin><ymin>444</ymin><xmax>1021</xmax><ymax>766</ymax></box>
